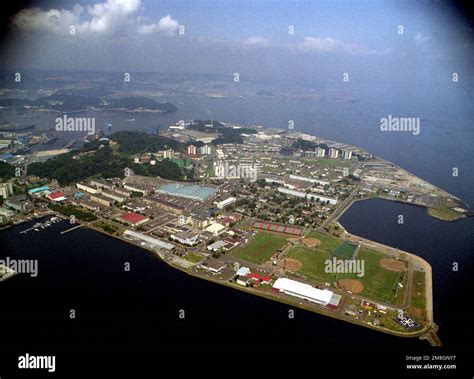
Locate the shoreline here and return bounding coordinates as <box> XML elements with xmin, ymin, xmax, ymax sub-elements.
<box><xmin>81</xmin><ymin>217</ymin><xmax>439</xmax><ymax>344</ymax></box>
<box><xmin>0</xmin><ymin>211</ymin><xmax>441</xmax><ymax>344</ymax></box>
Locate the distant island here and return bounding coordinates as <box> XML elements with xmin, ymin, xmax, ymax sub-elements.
<box><xmin>0</xmin><ymin>94</ymin><xmax>177</xmax><ymax>114</ymax></box>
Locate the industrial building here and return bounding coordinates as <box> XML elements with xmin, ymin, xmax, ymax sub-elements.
<box><xmin>101</xmin><ymin>190</ymin><xmax>127</xmax><ymax>204</ymax></box>
<box><xmin>123</xmin><ymin>230</ymin><xmax>175</xmax><ymax>251</ymax></box>
<box><xmin>200</xmin><ymin>259</ymin><xmax>226</xmax><ymax>273</ymax></box>
<box><xmin>171</xmin><ymin>231</ymin><xmax>199</xmax><ymax>246</ymax></box>
<box><xmin>272</xmin><ymin>278</ymin><xmax>336</xmax><ymax>307</ymax></box>
<box><xmin>90</xmin><ymin>179</ymin><xmax>115</xmax><ymax>191</ymax></box>
<box><xmin>123</xmin><ymin>183</ymin><xmax>148</xmax><ymax>195</ymax></box>
<box><xmin>90</xmin><ymin>193</ymin><xmax>113</xmax><ymax>207</ymax></box>
<box><xmin>155</xmin><ymin>183</ymin><xmax>217</xmax><ymax>201</ymax></box>
<box><xmin>277</xmin><ymin>187</ymin><xmax>338</xmax><ymax>205</ymax></box>
<box><xmin>28</xmin><ymin>185</ymin><xmax>50</xmax><ymax>196</ymax></box>
<box><xmin>289</xmin><ymin>175</ymin><xmax>330</xmax><ymax>187</ymax></box>
<box><xmin>76</xmin><ymin>182</ymin><xmax>100</xmax><ymax>194</ymax></box>
<box><xmin>120</xmin><ymin>212</ymin><xmax>149</xmax><ymax>226</ymax></box>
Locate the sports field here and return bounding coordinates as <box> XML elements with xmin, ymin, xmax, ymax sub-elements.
<box><xmin>306</xmin><ymin>231</ymin><xmax>341</xmax><ymax>253</ymax></box>
<box><xmin>286</xmin><ymin>246</ymin><xmax>334</xmax><ymax>283</ymax></box>
<box><xmin>233</xmin><ymin>232</ymin><xmax>287</xmax><ymax>264</ymax></box>
<box><xmin>284</xmin><ymin>244</ymin><xmax>406</xmax><ymax>304</ymax></box>
<box><xmin>341</xmin><ymin>248</ymin><xmax>406</xmax><ymax>304</ymax></box>
<box><xmin>333</xmin><ymin>241</ymin><xmax>358</xmax><ymax>260</ymax></box>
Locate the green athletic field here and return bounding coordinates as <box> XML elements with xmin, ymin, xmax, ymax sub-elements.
<box><xmin>233</xmin><ymin>231</ymin><xmax>287</xmax><ymax>264</ymax></box>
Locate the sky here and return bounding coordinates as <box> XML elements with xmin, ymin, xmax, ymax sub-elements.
<box><xmin>0</xmin><ymin>0</ymin><xmax>473</xmax><ymax>84</ymax></box>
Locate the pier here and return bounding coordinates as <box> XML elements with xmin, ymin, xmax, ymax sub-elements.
<box><xmin>60</xmin><ymin>224</ymin><xmax>83</xmax><ymax>235</ymax></box>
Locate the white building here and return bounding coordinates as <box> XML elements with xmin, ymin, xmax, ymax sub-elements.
<box><xmin>216</xmin><ymin>197</ymin><xmax>236</xmax><ymax>209</ymax></box>
<box><xmin>289</xmin><ymin>175</ymin><xmax>329</xmax><ymax>187</ymax></box>
<box><xmin>171</xmin><ymin>231</ymin><xmax>199</xmax><ymax>246</ymax></box>
<box><xmin>0</xmin><ymin>182</ymin><xmax>14</xmax><ymax>199</ymax></box>
<box><xmin>343</xmin><ymin>150</ymin><xmax>353</xmax><ymax>160</ymax></box>
<box><xmin>272</xmin><ymin>278</ymin><xmax>334</xmax><ymax>306</ymax></box>
<box><xmin>207</xmin><ymin>240</ymin><xmax>227</xmax><ymax>252</ymax></box>
<box><xmin>199</xmin><ymin>144</ymin><xmax>213</xmax><ymax>155</ymax></box>
<box><xmin>329</xmin><ymin>148</ymin><xmax>339</xmax><ymax>159</ymax></box>
<box><xmin>123</xmin><ymin>230</ymin><xmax>175</xmax><ymax>251</ymax></box>
<box><xmin>205</xmin><ymin>223</ymin><xmax>226</xmax><ymax>236</ymax></box>
<box><xmin>277</xmin><ymin>187</ymin><xmax>337</xmax><ymax>205</ymax></box>
<box><xmin>236</xmin><ymin>266</ymin><xmax>251</xmax><ymax>276</ymax></box>
<box><xmin>316</xmin><ymin>147</ymin><xmax>326</xmax><ymax>158</ymax></box>
<box><xmin>163</xmin><ymin>149</ymin><xmax>174</xmax><ymax>159</ymax></box>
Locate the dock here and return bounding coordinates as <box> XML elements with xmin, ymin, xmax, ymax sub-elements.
<box><xmin>60</xmin><ymin>224</ymin><xmax>83</xmax><ymax>235</ymax></box>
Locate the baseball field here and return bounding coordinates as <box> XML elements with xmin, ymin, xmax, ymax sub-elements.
<box><xmin>232</xmin><ymin>231</ymin><xmax>287</xmax><ymax>264</ymax></box>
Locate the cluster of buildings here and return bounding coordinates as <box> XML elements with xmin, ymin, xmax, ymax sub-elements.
<box><xmin>303</xmin><ymin>146</ymin><xmax>352</xmax><ymax>160</ymax></box>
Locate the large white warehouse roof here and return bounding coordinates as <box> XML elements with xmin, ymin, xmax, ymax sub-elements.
<box><xmin>123</xmin><ymin>230</ymin><xmax>175</xmax><ymax>251</ymax></box>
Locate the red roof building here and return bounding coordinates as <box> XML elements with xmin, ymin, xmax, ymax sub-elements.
<box><xmin>247</xmin><ymin>273</ymin><xmax>272</xmax><ymax>284</ymax></box>
<box><xmin>48</xmin><ymin>192</ymin><xmax>66</xmax><ymax>202</ymax></box>
<box><xmin>121</xmin><ymin>212</ymin><xmax>149</xmax><ymax>225</ymax></box>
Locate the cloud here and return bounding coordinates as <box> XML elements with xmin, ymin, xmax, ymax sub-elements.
<box><xmin>244</xmin><ymin>36</ymin><xmax>269</xmax><ymax>46</ymax></box>
<box><xmin>11</xmin><ymin>6</ymin><xmax>83</xmax><ymax>34</ymax></box>
<box><xmin>298</xmin><ymin>37</ymin><xmax>359</xmax><ymax>53</ymax></box>
<box><xmin>414</xmin><ymin>32</ymin><xmax>431</xmax><ymax>45</ymax></box>
<box><xmin>298</xmin><ymin>36</ymin><xmax>390</xmax><ymax>55</ymax></box>
<box><xmin>138</xmin><ymin>14</ymin><xmax>179</xmax><ymax>35</ymax></box>
<box><xmin>11</xmin><ymin>0</ymin><xmax>179</xmax><ymax>37</ymax></box>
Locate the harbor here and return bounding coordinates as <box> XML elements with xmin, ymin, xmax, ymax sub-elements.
<box><xmin>19</xmin><ymin>216</ymin><xmax>63</xmax><ymax>234</ymax></box>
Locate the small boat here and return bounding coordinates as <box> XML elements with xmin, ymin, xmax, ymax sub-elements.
<box><xmin>34</xmin><ymin>228</ymin><xmax>39</xmax><ymax>232</ymax></box>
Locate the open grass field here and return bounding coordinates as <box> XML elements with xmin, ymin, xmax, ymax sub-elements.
<box><xmin>428</xmin><ymin>207</ymin><xmax>464</xmax><ymax>221</ymax></box>
<box><xmin>305</xmin><ymin>231</ymin><xmax>341</xmax><ymax>253</ymax></box>
<box><xmin>233</xmin><ymin>232</ymin><xmax>287</xmax><ymax>264</ymax></box>
<box><xmin>333</xmin><ymin>241</ymin><xmax>357</xmax><ymax>260</ymax></box>
<box><xmin>342</xmin><ymin>248</ymin><xmax>406</xmax><ymax>304</ymax></box>
<box><xmin>285</xmin><ymin>244</ymin><xmax>406</xmax><ymax>304</ymax></box>
<box><xmin>286</xmin><ymin>246</ymin><xmax>334</xmax><ymax>283</ymax></box>
<box><xmin>410</xmin><ymin>271</ymin><xmax>426</xmax><ymax>309</ymax></box>
<box><xmin>183</xmin><ymin>252</ymin><xmax>204</xmax><ymax>264</ymax></box>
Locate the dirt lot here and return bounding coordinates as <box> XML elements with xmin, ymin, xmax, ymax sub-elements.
<box><xmin>301</xmin><ymin>238</ymin><xmax>321</xmax><ymax>248</ymax></box>
<box><xmin>338</xmin><ymin>278</ymin><xmax>364</xmax><ymax>293</ymax></box>
<box><xmin>278</xmin><ymin>258</ymin><xmax>302</xmax><ymax>272</ymax></box>
<box><xmin>380</xmin><ymin>258</ymin><xmax>407</xmax><ymax>272</ymax></box>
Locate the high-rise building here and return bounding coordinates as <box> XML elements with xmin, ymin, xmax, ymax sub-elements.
<box><xmin>343</xmin><ymin>150</ymin><xmax>353</xmax><ymax>160</ymax></box>
<box><xmin>316</xmin><ymin>147</ymin><xmax>326</xmax><ymax>158</ymax></box>
<box><xmin>199</xmin><ymin>144</ymin><xmax>213</xmax><ymax>155</ymax></box>
<box><xmin>0</xmin><ymin>182</ymin><xmax>14</xmax><ymax>199</ymax></box>
<box><xmin>186</xmin><ymin>145</ymin><xmax>197</xmax><ymax>156</ymax></box>
<box><xmin>163</xmin><ymin>149</ymin><xmax>174</xmax><ymax>159</ymax></box>
<box><xmin>329</xmin><ymin>148</ymin><xmax>339</xmax><ymax>159</ymax></box>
